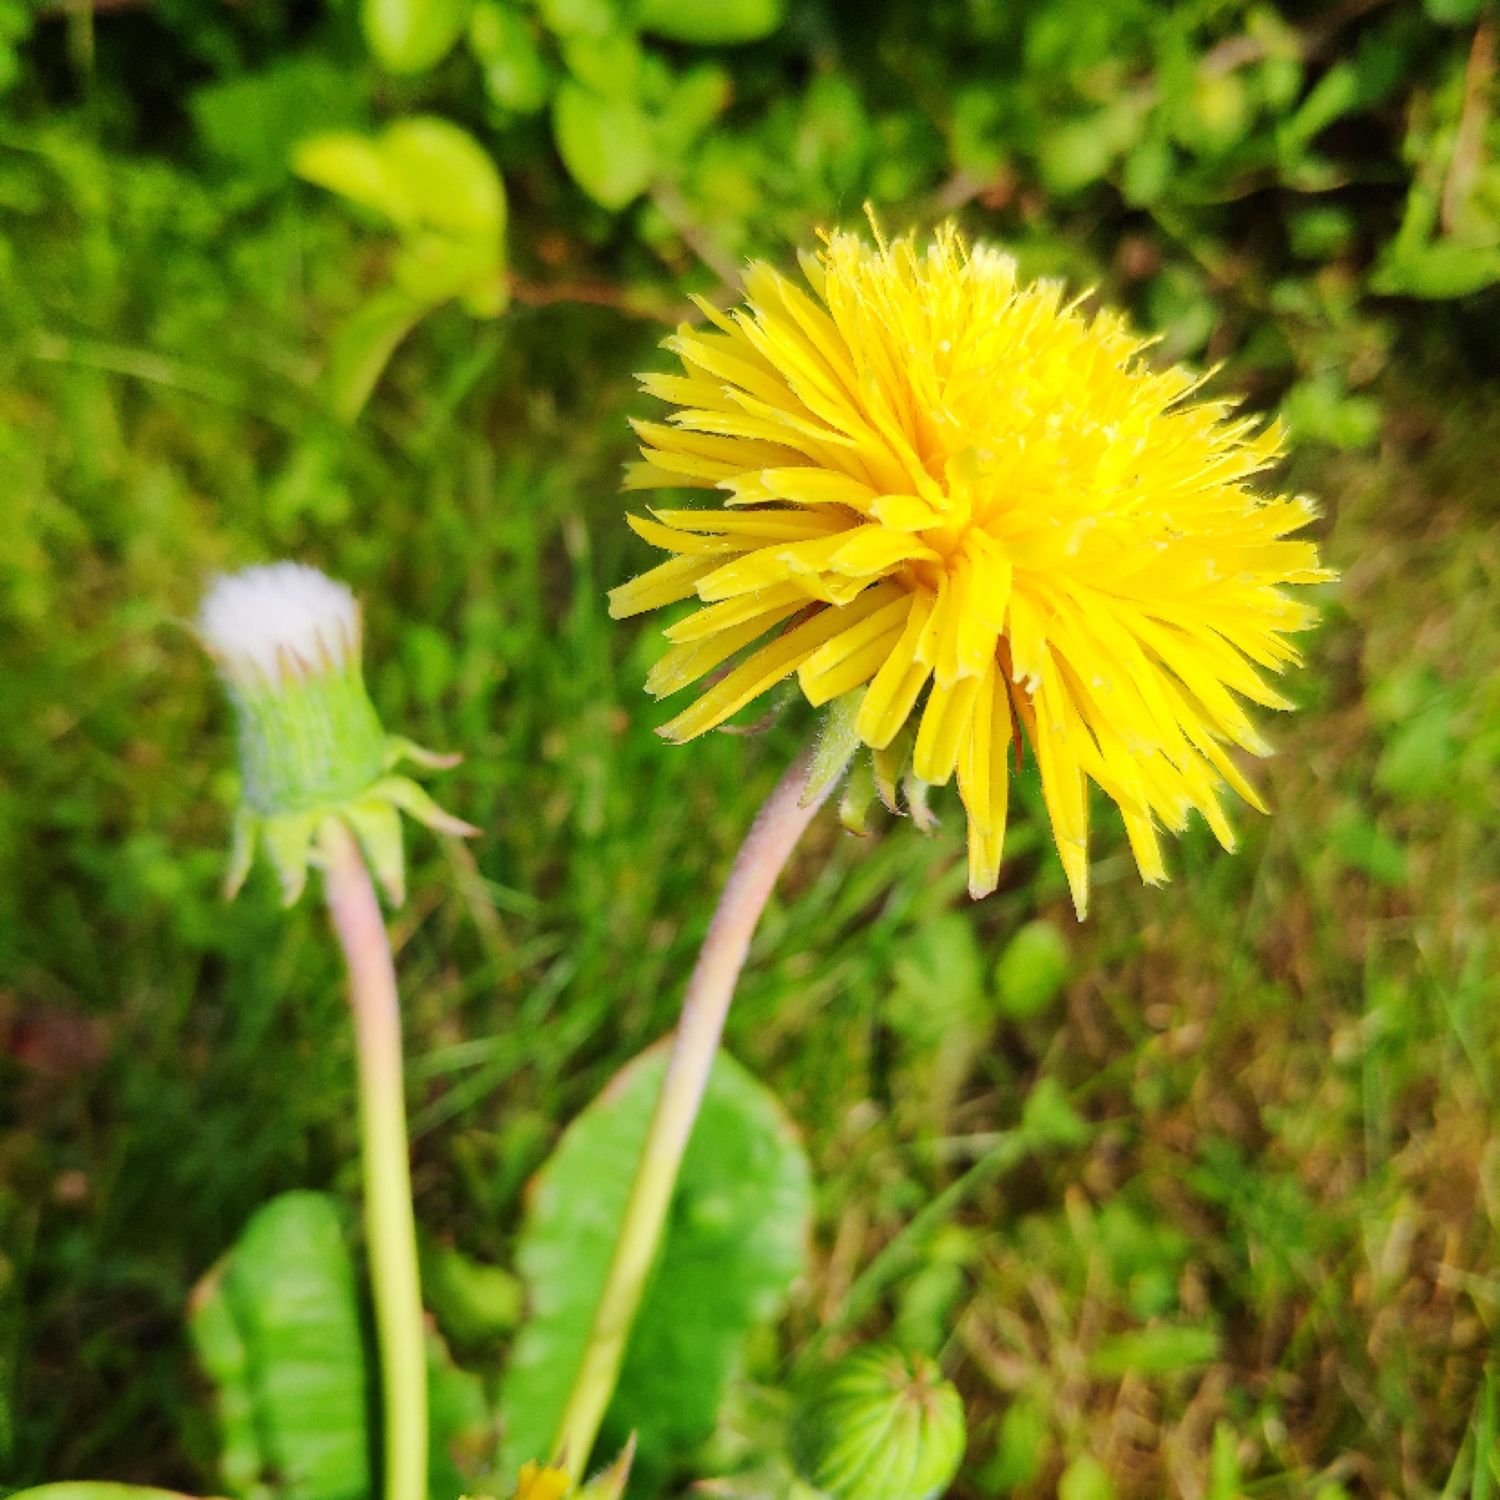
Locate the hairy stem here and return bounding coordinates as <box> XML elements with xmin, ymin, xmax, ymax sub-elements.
<box><xmin>321</xmin><ymin>819</ymin><xmax>427</xmax><ymax>1500</ymax></box>
<box><xmin>550</xmin><ymin>744</ymin><xmax>828</xmax><ymax>1476</ymax></box>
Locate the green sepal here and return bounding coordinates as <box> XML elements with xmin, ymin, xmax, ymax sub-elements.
<box><xmin>261</xmin><ymin>810</ymin><xmax>322</xmax><ymax>906</ymax></box>
<box><xmin>574</xmin><ymin>1436</ymin><xmax>636</xmax><ymax>1500</ymax></box>
<box><xmin>385</xmin><ymin>735</ymin><xmax>464</xmax><ymax>772</ymax></box>
<box><xmin>371</xmin><ymin>774</ymin><xmax>481</xmax><ymax>838</ymax></box>
<box><xmin>225</xmin><ymin>747</ymin><xmax>471</xmax><ymax>909</ymax></box>
<box><xmin>872</xmin><ymin>721</ymin><xmax>915</xmax><ymax>815</ymax></box>
<box><xmin>804</xmin><ymin>691</ymin><xmax>864</xmax><ymax>808</ymax></box>
<box><xmin>226</xmin><ymin>806</ymin><xmax>257</xmax><ymax>900</ymax></box>
<box><xmin>904</xmin><ymin>774</ymin><xmax>937</xmax><ymax>834</ymax></box>
<box><xmin>838</xmin><ymin>755</ymin><xmax>878</xmax><ymax>836</ymax></box>
<box><xmin>342</xmin><ymin>797</ymin><xmax>407</xmax><ymax>907</ymax></box>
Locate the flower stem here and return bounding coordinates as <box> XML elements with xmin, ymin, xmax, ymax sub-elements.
<box><xmin>320</xmin><ymin>818</ymin><xmax>427</xmax><ymax>1500</ymax></box>
<box><xmin>550</xmin><ymin>744</ymin><xmax>829</xmax><ymax>1476</ymax></box>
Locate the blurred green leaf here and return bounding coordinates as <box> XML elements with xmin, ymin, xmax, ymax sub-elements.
<box><xmin>294</xmin><ymin>131</ymin><xmax>420</xmax><ymax>228</ymax></box>
<box><xmin>553</xmin><ymin>81</ymin><xmax>656</xmax><ymax>208</ymax></box>
<box><xmin>327</xmin><ymin>288</ymin><xmax>435</xmax><ymax>421</ymax></box>
<box><xmin>634</xmin><ymin>0</ymin><xmax>784</xmax><ymax>46</ymax></box>
<box><xmin>295</xmin><ymin>118</ymin><xmax>505</xmax><ymax>240</ymax></box>
<box><xmin>540</xmin><ymin>0</ymin><xmax>617</xmax><ymax>41</ymax></box>
<box><xmin>994</xmin><ymin>919</ymin><xmax>1070</xmax><ymax>1019</ymax></box>
<box><xmin>6</xmin><ymin>1490</ymin><xmax>209</xmax><ymax>1500</ymax></box>
<box><xmin>381</xmin><ymin>117</ymin><xmax>507</xmax><ymax>238</ymax></box>
<box><xmin>1280</xmin><ymin>373</ymin><xmax>1381</xmax><ymax>451</ymax></box>
<box><xmin>563</xmin><ymin>31</ymin><xmax>644</xmax><ymax>98</ymax></box>
<box><xmin>1208</xmin><ymin>1421</ymin><xmax>1245</xmax><ymax>1500</ymax></box>
<box><xmin>1019</xmin><ymin>1077</ymin><xmax>1089</xmax><ymax>1150</ymax></box>
<box><xmin>498</xmin><ymin>1046</ymin><xmax>812</xmax><ymax>1484</ymax></box>
<box><xmin>188</xmin><ymin>1192</ymin><xmax>369</xmax><ymax>1500</ymax></box>
<box><xmin>1059</xmin><ymin>1452</ymin><xmax>1116</xmax><ymax>1500</ymax></box>
<box><xmin>654</xmin><ymin>65</ymin><xmax>731</xmax><ymax>160</ymax></box>
<box><xmin>296</xmin><ymin>116</ymin><xmax>508</xmax><ymax>415</ymax></box>
<box><xmin>980</xmin><ymin>1393</ymin><xmax>1051</xmax><ymax>1491</ymax></box>
<box><xmin>427</xmin><ymin>1330</ymin><xmax>495</xmax><ymax>1500</ymax></box>
<box><xmin>891</xmin><ymin>1223</ymin><xmax>976</xmax><ymax>1354</ymax></box>
<box><xmin>1375</xmin><ymin>701</ymin><xmax>1461</xmax><ymax>803</ymax></box>
<box><xmin>1371</xmin><ymin>241</ymin><xmax>1500</xmax><ymax>299</ymax></box>
<box><xmin>1328</xmin><ymin>808</ymin><xmax>1407</xmax><ymax>886</ymax></box>
<box><xmin>363</xmin><ymin>0</ymin><xmax>472</xmax><ymax>74</ymax></box>
<box><xmin>1424</xmin><ymin>0</ymin><xmax>1485</xmax><ymax>25</ymax></box>
<box><xmin>422</xmin><ymin>1240</ymin><xmax>524</xmax><ymax>1346</ymax></box>
<box><xmin>191</xmin><ymin>56</ymin><xmax>366</xmax><ymax>183</ymax></box>
<box><xmin>469</xmin><ymin>3</ymin><xmax>552</xmax><ymax>112</ymax></box>
<box><xmin>1088</xmin><ymin>1323</ymin><xmax>1219</xmax><ymax>1377</ymax></box>
<box><xmin>887</xmin><ymin>912</ymin><xmax>984</xmax><ymax>1044</ymax></box>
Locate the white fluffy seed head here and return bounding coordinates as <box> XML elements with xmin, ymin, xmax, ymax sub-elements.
<box><xmin>198</xmin><ymin>563</ymin><xmax>361</xmax><ymax>683</ymax></box>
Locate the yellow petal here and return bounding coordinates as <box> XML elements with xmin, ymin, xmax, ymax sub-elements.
<box><xmin>609</xmin><ymin>554</ymin><xmax>721</xmax><ymax>618</ymax></box>
<box><xmin>659</xmin><ymin>588</ymin><xmax>893</xmax><ymax>741</ymax></box>
<box><xmin>856</xmin><ymin>591</ymin><xmax>934</xmax><ymax>749</ymax></box>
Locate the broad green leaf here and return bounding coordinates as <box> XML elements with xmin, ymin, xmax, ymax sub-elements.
<box><xmin>498</xmin><ymin>1045</ymin><xmax>812</xmax><ymax>1484</ymax></box>
<box><xmin>189</xmin><ymin>1192</ymin><xmax>369</xmax><ymax>1500</ymax></box>
<box><xmin>362</xmin><ymin>0</ymin><xmax>471</xmax><ymax>74</ymax></box>
<box><xmin>295</xmin><ymin>119</ymin><xmax>506</xmax><ymax>242</ymax></box>
<box><xmin>634</xmin><ymin>0</ymin><xmax>783</xmax><ymax>45</ymax></box>
<box><xmin>294</xmin><ymin>131</ymin><xmax>417</xmax><ymax>228</ymax></box>
<box><xmin>327</xmin><ymin>288</ymin><xmax>436</xmax><ymax>422</ymax></box>
<box><xmin>381</xmin><ymin>117</ymin><xmax>507</xmax><ymax>238</ymax></box>
<box><xmin>552</xmin><ymin>81</ymin><xmax>655</xmax><ymax>209</ymax></box>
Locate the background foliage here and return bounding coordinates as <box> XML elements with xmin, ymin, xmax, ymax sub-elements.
<box><xmin>2</xmin><ymin>0</ymin><xmax>1499</xmax><ymax>1496</ymax></box>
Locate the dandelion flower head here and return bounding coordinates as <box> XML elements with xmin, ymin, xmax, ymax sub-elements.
<box><xmin>610</xmin><ymin>221</ymin><xmax>1330</xmax><ymax>914</ymax></box>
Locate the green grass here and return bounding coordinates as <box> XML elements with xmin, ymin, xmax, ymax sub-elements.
<box><xmin>4</xmin><ymin>82</ymin><xmax>1500</xmax><ymax>1500</ymax></box>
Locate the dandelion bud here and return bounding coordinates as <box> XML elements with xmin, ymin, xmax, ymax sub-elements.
<box><xmin>199</xmin><ymin>562</ymin><xmax>475</xmax><ymax>906</ymax></box>
<box><xmin>789</xmin><ymin>1345</ymin><xmax>966</xmax><ymax>1500</ymax></box>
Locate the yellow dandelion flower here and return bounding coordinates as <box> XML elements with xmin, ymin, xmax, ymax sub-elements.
<box><xmin>609</xmin><ymin>220</ymin><xmax>1331</xmax><ymax>916</ymax></box>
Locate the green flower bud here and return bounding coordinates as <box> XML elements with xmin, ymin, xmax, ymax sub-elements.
<box><xmin>790</xmin><ymin>1345</ymin><xmax>966</xmax><ymax>1500</ymax></box>
<box><xmin>200</xmin><ymin>563</ymin><xmax>475</xmax><ymax>906</ymax></box>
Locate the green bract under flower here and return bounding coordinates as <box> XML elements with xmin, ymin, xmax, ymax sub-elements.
<box><xmin>199</xmin><ymin>563</ymin><xmax>474</xmax><ymax>906</ymax></box>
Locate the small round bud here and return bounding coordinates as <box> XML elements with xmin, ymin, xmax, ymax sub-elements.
<box><xmin>789</xmin><ymin>1345</ymin><xmax>966</xmax><ymax>1500</ymax></box>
